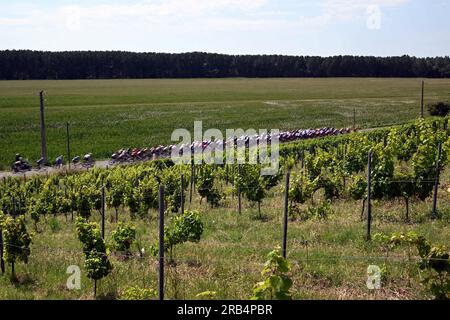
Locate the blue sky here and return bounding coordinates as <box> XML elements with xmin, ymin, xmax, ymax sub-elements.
<box><xmin>0</xmin><ymin>0</ymin><xmax>449</xmax><ymax>56</ymax></box>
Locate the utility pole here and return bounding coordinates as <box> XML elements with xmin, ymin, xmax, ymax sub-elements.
<box><xmin>39</xmin><ymin>91</ymin><xmax>47</xmax><ymax>164</ymax></box>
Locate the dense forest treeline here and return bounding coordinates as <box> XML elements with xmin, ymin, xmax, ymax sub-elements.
<box><xmin>0</xmin><ymin>50</ymin><xmax>449</xmax><ymax>80</ymax></box>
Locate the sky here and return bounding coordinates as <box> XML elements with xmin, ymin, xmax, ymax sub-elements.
<box><xmin>0</xmin><ymin>0</ymin><xmax>449</xmax><ymax>57</ymax></box>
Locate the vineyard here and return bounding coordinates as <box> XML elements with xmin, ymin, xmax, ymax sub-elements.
<box><xmin>0</xmin><ymin>117</ymin><xmax>449</xmax><ymax>300</ymax></box>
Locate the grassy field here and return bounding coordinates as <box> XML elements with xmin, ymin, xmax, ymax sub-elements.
<box><xmin>0</xmin><ymin>78</ymin><xmax>449</xmax><ymax>170</ymax></box>
<box><xmin>1</xmin><ymin>169</ymin><xmax>449</xmax><ymax>300</ymax></box>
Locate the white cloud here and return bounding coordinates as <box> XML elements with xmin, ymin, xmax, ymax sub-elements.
<box><xmin>0</xmin><ymin>18</ymin><xmax>30</xmax><ymax>26</ymax></box>
<box><xmin>0</xmin><ymin>0</ymin><xmax>269</xmax><ymax>32</ymax></box>
<box><xmin>61</xmin><ymin>6</ymin><xmax>82</xmax><ymax>31</ymax></box>
<box><xmin>323</xmin><ymin>0</ymin><xmax>410</xmax><ymax>20</ymax></box>
<box><xmin>0</xmin><ymin>0</ymin><xmax>418</xmax><ymax>53</ymax></box>
<box><xmin>292</xmin><ymin>0</ymin><xmax>411</xmax><ymax>29</ymax></box>
<box><xmin>0</xmin><ymin>0</ymin><xmax>411</xmax><ymax>32</ymax></box>
<box><xmin>203</xmin><ymin>17</ymin><xmax>299</xmax><ymax>31</ymax></box>
<box><xmin>59</xmin><ymin>0</ymin><xmax>268</xmax><ymax>23</ymax></box>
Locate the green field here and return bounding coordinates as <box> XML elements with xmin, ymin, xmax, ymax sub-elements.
<box><xmin>1</xmin><ymin>78</ymin><xmax>449</xmax><ymax>170</ymax></box>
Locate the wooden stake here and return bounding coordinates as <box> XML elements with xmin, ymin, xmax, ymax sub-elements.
<box><xmin>420</xmin><ymin>80</ymin><xmax>425</xmax><ymax>118</ymax></box>
<box><xmin>282</xmin><ymin>170</ymin><xmax>291</xmax><ymax>258</ymax></box>
<box><xmin>0</xmin><ymin>228</ymin><xmax>5</xmax><ymax>274</ymax></box>
<box><xmin>432</xmin><ymin>143</ymin><xmax>442</xmax><ymax>219</ymax></box>
<box><xmin>237</xmin><ymin>164</ymin><xmax>242</xmax><ymax>214</ymax></box>
<box><xmin>366</xmin><ymin>151</ymin><xmax>372</xmax><ymax>241</ymax></box>
<box><xmin>189</xmin><ymin>163</ymin><xmax>194</xmax><ymax>204</ymax></box>
<box><xmin>66</xmin><ymin>122</ymin><xmax>71</xmax><ymax>171</ymax></box>
<box><xmin>158</xmin><ymin>185</ymin><xmax>165</xmax><ymax>301</ymax></box>
<box><xmin>12</xmin><ymin>196</ymin><xmax>16</xmax><ymax>218</ymax></box>
<box><xmin>11</xmin><ymin>198</ymin><xmax>16</xmax><ymax>278</ymax></box>
<box><xmin>225</xmin><ymin>165</ymin><xmax>229</xmax><ymax>185</ymax></box>
<box><xmin>101</xmin><ymin>186</ymin><xmax>105</xmax><ymax>239</ymax></box>
<box><xmin>180</xmin><ymin>175</ymin><xmax>184</xmax><ymax>215</ymax></box>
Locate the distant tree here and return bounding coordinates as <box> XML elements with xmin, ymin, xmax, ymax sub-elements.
<box><xmin>0</xmin><ymin>50</ymin><xmax>448</xmax><ymax>80</ymax></box>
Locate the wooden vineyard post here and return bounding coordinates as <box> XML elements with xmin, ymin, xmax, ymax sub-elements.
<box><xmin>180</xmin><ymin>174</ymin><xmax>184</xmax><ymax>215</ymax></box>
<box><xmin>343</xmin><ymin>144</ymin><xmax>347</xmax><ymax>189</ymax></box>
<box><xmin>11</xmin><ymin>197</ymin><xmax>16</xmax><ymax>278</ymax></box>
<box><xmin>11</xmin><ymin>247</ymin><xmax>14</xmax><ymax>279</ymax></box>
<box><xmin>101</xmin><ymin>186</ymin><xmax>105</xmax><ymax>239</ymax></box>
<box><xmin>158</xmin><ymin>185</ymin><xmax>165</xmax><ymax>301</ymax></box>
<box><xmin>225</xmin><ymin>165</ymin><xmax>229</xmax><ymax>185</ymax></box>
<box><xmin>353</xmin><ymin>108</ymin><xmax>356</xmax><ymax>130</ymax></box>
<box><xmin>282</xmin><ymin>170</ymin><xmax>291</xmax><ymax>259</ymax></box>
<box><xmin>237</xmin><ymin>164</ymin><xmax>242</xmax><ymax>214</ymax></box>
<box><xmin>189</xmin><ymin>163</ymin><xmax>194</xmax><ymax>204</ymax></box>
<box><xmin>12</xmin><ymin>196</ymin><xmax>16</xmax><ymax>219</ymax></box>
<box><xmin>231</xmin><ymin>165</ymin><xmax>235</xmax><ymax>199</ymax></box>
<box><xmin>256</xmin><ymin>138</ymin><xmax>260</xmax><ymax>165</ymax></box>
<box><xmin>0</xmin><ymin>227</ymin><xmax>4</xmax><ymax>274</ymax></box>
<box><xmin>66</xmin><ymin>122</ymin><xmax>71</xmax><ymax>171</ymax></box>
<box><xmin>432</xmin><ymin>143</ymin><xmax>442</xmax><ymax>219</ymax></box>
<box><xmin>366</xmin><ymin>151</ymin><xmax>372</xmax><ymax>241</ymax></box>
<box><xmin>420</xmin><ymin>80</ymin><xmax>425</xmax><ymax>118</ymax></box>
<box><xmin>301</xmin><ymin>150</ymin><xmax>304</xmax><ymax>169</ymax></box>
